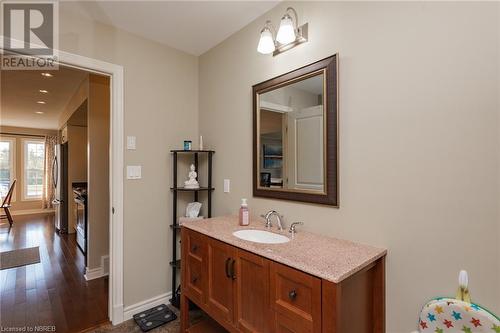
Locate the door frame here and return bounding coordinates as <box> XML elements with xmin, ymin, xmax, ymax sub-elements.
<box><xmin>0</xmin><ymin>38</ymin><xmax>125</xmax><ymax>325</ymax></box>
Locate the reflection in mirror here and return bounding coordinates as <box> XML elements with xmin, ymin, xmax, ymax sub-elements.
<box><xmin>258</xmin><ymin>72</ymin><xmax>325</xmax><ymax>193</ymax></box>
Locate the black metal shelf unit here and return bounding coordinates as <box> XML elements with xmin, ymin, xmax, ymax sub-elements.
<box><xmin>169</xmin><ymin>149</ymin><xmax>214</xmax><ymax>308</ymax></box>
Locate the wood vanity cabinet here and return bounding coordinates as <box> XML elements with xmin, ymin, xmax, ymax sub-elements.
<box><xmin>181</xmin><ymin>228</ymin><xmax>385</xmax><ymax>333</ymax></box>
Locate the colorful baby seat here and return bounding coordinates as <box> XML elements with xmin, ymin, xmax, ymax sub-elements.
<box><xmin>419</xmin><ymin>298</ymin><xmax>500</xmax><ymax>333</ymax></box>
<box><xmin>418</xmin><ymin>271</ymin><xmax>499</xmax><ymax>333</ymax></box>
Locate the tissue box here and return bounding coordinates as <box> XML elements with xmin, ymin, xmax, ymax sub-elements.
<box><xmin>179</xmin><ymin>216</ymin><xmax>204</xmax><ymax>225</ymax></box>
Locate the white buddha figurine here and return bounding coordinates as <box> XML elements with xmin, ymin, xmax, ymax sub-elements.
<box><xmin>184</xmin><ymin>164</ymin><xmax>200</xmax><ymax>189</ymax></box>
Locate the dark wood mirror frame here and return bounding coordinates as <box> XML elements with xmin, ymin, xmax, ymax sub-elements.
<box><xmin>252</xmin><ymin>54</ymin><xmax>338</xmax><ymax>206</ymax></box>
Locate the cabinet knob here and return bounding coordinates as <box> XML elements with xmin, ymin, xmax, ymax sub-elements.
<box><xmin>192</xmin><ymin>276</ymin><xmax>198</xmax><ymax>284</ymax></box>
<box><xmin>192</xmin><ymin>244</ymin><xmax>198</xmax><ymax>252</ymax></box>
<box><xmin>288</xmin><ymin>290</ymin><xmax>297</xmax><ymax>300</ymax></box>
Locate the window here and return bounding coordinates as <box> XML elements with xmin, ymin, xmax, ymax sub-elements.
<box><xmin>0</xmin><ymin>138</ymin><xmax>15</xmax><ymax>199</ymax></box>
<box><xmin>23</xmin><ymin>140</ymin><xmax>45</xmax><ymax>200</ymax></box>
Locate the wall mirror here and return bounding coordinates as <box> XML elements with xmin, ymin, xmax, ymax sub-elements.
<box><xmin>253</xmin><ymin>55</ymin><xmax>338</xmax><ymax>206</ymax></box>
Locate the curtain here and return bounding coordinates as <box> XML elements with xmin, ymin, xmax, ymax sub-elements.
<box><xmin>42</xmin><ymin>135</ymin><xmax>58</xmax><ymax>209</ymax></box>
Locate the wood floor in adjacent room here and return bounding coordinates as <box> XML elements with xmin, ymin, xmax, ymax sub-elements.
<box><xmin>0</xmin><ymin>214</ymin><xmax>108</xmax><ymax>332</ymax></box>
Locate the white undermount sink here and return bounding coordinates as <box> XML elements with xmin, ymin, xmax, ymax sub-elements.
<box><xmin>232</xmin><ymin>229</ymin><xmax>290</xmax><ymax>244</ymax></box>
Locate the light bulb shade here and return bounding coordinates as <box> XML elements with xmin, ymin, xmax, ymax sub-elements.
<box><xmin>276</xmin><ymin>15</ymin><xmax>296</xmax><ymax>44</ymax></box>
<box><xmin>257</xmin><ymin>28</ymin><xmax>275</xmax><ymax>54</ymax></box>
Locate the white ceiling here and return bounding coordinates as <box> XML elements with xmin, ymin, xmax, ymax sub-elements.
<box><xmin>0</xmin><ymin>64</ymin><xmax>89</xmax><ymax>130</ymax></box>
<box><xmin>62</xmin><ymin>1</ymin><xmax>280</xmax><ymax>56</ymax></box>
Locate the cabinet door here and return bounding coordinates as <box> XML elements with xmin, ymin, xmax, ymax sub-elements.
<box><xmin>207</xmin><ymin>237</ymin><xmax>235</xmax><ymax>326</ymax></box>
<box><xmin>270</xmin><ymin>262</ymin><xmax>322</xmax><ymax>333</ymax></box>
<box><xmin>234</xmin><ymin>249</ymin><xmax>270</xmax><ymax>333</ymax></box>
<box><xmin>182</xmin><ymin>229</ymin><xmax>207</xmax><ymax>305</ymax></box>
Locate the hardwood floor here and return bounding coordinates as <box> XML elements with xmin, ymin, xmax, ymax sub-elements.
<box><xmin>0</xmin><ymin>214</ymin><xmax>108</xmax><ymax>332</ymax></box>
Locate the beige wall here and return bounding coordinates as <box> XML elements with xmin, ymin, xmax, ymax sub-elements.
<box><xmin>0</xmin><ymin>126</ymin><xmax>57</xmax><ymax>212</ymax></box>
<box><xmin>497</xmin><ymin>3</ymin><xmax>500</xmax><ymax>308</ymax></box>
<box><xmin>87</xmin><ymin>74</ymin><xmax>109</xmax><ymax>270</ymax></box>
<box><xmin>59</xmin><ymin>4</ymin><xmax>199</xmax><ymax>306</ymax></box>
<box><xmin>199</xmin><ymin>2</ymin><xmax>500</xmax><ymax>332</ymax></box>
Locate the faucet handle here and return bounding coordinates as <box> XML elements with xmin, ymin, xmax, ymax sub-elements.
<box><xmin>261</xmin><ymin>213</ymin><xmax>272</xmax><ymax>228</ymax></box>
<box><xmin>289</xmin><ymin>222</ymin><xmax>304</xmax><ymax>233</ymax></box>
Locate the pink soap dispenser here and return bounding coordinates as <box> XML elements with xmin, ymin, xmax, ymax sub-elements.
<box><xmin>239</xmin><ymin>199</ymin><xmax>249</xmax><ymax>226</ymax></box>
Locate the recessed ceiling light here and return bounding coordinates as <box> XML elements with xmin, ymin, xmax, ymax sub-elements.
<box><xmin>36</xmin><ymin>101</ymin><xmax>46</xmax><ymax>104</ymax></box>
<box><xmin>39</xmin><ymin>89</ymin><xmax>48</xmax><ymax>94</ymax></box>
<box><xmin>35</xmin><ymin>111</ymin><xmax>44</xmax><ymax>114</ymax></box>
<box><xmin>41</xmin><ymin>72</ymin><xmax>53</xmax><ymax>77</ymax></box>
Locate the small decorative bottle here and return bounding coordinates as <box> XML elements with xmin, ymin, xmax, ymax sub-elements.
<box><xmin>239</xmin><ymin>199</ymin><xmax>249</xmax><ymax>226</ymax></box>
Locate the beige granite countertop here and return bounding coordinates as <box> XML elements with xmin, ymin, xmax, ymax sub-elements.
<box><xmin>182</xmin><ymin>215</ymin><xmax>387</xmax><ymax>283</ymax></box>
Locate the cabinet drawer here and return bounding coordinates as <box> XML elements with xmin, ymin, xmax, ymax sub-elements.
<box><xmin>270</xmin><ymin>262</ymin><xmax>321</xmax><ymax>333</ymax></box>
<box><xmin>186</xmin><ymin>229</ymin><xmax>207</xmax><ymax>260</ymax></box>
<box><xmin>185</xmin><ymin>254</ymin><xmax>205</xmax><ymax>304</ymax></box>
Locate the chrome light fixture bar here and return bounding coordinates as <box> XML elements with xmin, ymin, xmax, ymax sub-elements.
<box><xmin>257</xmin><ymin>7</ymin><xmax>308</xmax><ymax>57</ymax></box>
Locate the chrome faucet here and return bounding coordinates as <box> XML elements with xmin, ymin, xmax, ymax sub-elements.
<box><xmin>261</xmin><ymin>210</ymin><xmax>284</xmax><ymax>231</ymax></box>
<box><xmin>289</xmin><ymin>222</ymin><xmax>304</xmax><ymax>238</ymax></box>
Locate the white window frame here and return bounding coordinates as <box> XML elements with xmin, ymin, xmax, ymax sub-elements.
<box><xmin>21</xmin><ymin>138</ymin><xmax>45</xmax><ymax>201</ymax></box>
<box><xmin>0</xmin><ymin>137</ymin><xmax>16</xmax><ymax>202</ymax></box>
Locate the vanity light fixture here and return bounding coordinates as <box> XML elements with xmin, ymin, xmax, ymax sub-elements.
<box><xmin>257</xmin><ymin>21</ymin><xmax>276</xmax><ymax>54</ymax></box>
<box><xmin>257</xmin><ymin>7</ymin><xmax>308</xmax><ymax>56</ymax></box>
<box><xmin>276</xmin><ymin>10</ymin><xmax>296</xmax><ymax>44</ymax></box>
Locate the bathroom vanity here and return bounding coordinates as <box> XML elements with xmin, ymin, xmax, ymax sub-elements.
<box><xmin>180</xmin><ymin>216</ymin><xmax>386</xmax><ymax>333</ymax></box>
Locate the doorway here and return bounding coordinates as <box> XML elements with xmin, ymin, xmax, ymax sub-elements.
<box><xmin>0</xmin><ymin>46</ymin><xmax>124</xmax><ymax>328</ymax></box>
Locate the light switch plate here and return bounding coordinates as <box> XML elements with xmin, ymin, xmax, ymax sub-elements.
<box><xmin>224</xmin><ymin>179</ymin><xmax>230</xmax><ymax>193</ymax></box>
<box><xmin>127</xmin><ymin>165</ymin><xmax>141</xmax><ymax>179</ymax></box>
<box><xmin>127</xmin><ymin>136</ymin><xmax>136</xmax><ymax>150</ymax></box>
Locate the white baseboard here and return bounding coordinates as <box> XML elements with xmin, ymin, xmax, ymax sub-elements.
<box><xmin>123</xmin><ymin>291</ymin><xmax>173</xmax><ymax>321</ymax></box>
<box><xmin>84</xmin><ymin>255</ymin><xmax>110</xmax><ymax>281</ymax></box>
<box><xmin>112</xmin><ymin>304</ymin><xmax>124</xmax><ymax>325</ymax></box>
<box><xmin>11</xmin><ymin>208</ymin><xmax>55</xmax><ymax>216</ymax></box>
<box><xmin>84</xmin><ymin>266</ymin><xmax>108</xmax><ymax>281</ymax></box>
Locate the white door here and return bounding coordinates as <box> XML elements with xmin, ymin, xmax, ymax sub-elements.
<box><xmin>286</xmin><ymin>105</ymin><xmax>324</xmax><ymax>191</ymax></box>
